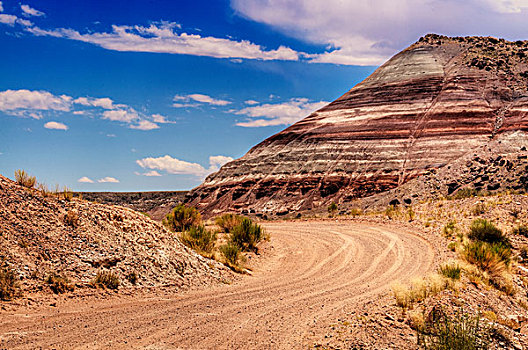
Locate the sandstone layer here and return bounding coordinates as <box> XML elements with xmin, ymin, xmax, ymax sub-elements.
<box><xmin>187</xmin><ymin>34</ymin><xmax>528</xmax><ymax>216</ymax></box>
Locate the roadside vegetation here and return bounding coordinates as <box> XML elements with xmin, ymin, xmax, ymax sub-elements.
<box><xmin>164</xmin><ymin>207</ymin><xmax>269</xmax><ymax>272</ymax></box>
<box><xmin>92</xmin><ymin>271</ymin><xmax>120</xmax><ymax>290</ymax></box>
<box><xmin>0</xmin><ymin>262</ymin><xmax>20</xmax><ymax>300</ymax></box>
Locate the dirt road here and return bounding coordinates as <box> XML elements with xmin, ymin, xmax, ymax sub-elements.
<box><xmin>0</xmin><ymin>221</ymin><xmax>435</xmax><ymax>349</ymax></box>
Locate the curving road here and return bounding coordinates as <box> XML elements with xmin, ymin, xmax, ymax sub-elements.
<box><xmin>0</xmin><ymin>221</ymin><xmax>434</xmax><ymax>349</ymax></box>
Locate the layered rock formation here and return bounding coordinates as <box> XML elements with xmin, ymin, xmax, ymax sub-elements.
<box><xmin>187</xmin><ymin>34</ymin><xmax>528</xmax><ymax>216</ymax></box>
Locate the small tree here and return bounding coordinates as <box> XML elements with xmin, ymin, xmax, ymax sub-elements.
<box><xmin>327</xmin><ymin>202</ymin><xmax>338</xmax><ymax>217</ymax></box>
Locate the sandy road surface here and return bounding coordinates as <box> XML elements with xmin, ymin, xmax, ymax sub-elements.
<box><xmin>0</xmin><ymin>221</ymin><xmax>434</xmax><ymax>349</ymax></box>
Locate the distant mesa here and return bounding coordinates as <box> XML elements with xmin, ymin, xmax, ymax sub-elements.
<box><xmin>186</xmin><ymin>34</ymin><xmax>528</xmax><ymax>216</ymax></box>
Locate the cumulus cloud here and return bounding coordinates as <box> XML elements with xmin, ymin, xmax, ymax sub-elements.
<box><xmin>98</xmin><ymin>176</ymin><xmax>119</xmax><ymax>183</ymax></box>
<box><xmin>136</xmin><ymin>154</ymin><xmax>233</xmax><ymax>177</ymax></box>
<box><xmin>44</xmin><ymin>121</ymin><xmax>68</xmax><ymax>130</ymax></box>
<box><xmin>0</xmin><ymin>2</ymin><xmax>3</xmax><ymax>12</ymax></box>
<box><xmin>232</xmin><ymin>0</ymin><xmax>528</xmax><ymax>65</ymax></box>
<box><xmin>26</xmin><ymin>21</ymin><xmax>301</xmax><ymax>61</ymax></box>
<box><xmin>173</xmin><ymin>94</ymin><xmax>231</xmax><ymax>107</ymax></box>
<box><xmin>244</xmin><ymin>100</ymin><xmax>259</xmax><ymax>105</ymax></box>
<box><xmin>129</xmin><ymin>120</ymin><xmax>159</xmax><ymax>130</ymax></box>
<box><xmin>74</xmin><ymin>97</ymin><xmax>116</xmax><ymax>109</ymax></box>
<box><xmin>77</xmin><ymin>176</ymin><xmax>94</xmax><ymax>183</ymax></box>
<box><xmin>20</xmin><ymin>4</ymin><xmax>44</xmax><ymax>17</ymax></box>
<box><xmin>141</xmin><ymin>170</ymin><xmax>162</xmax><ymax>177</ymax></box>
<box><xmin>102</xmin><ymin>109</ymin><xmax>138</xmax><ymax>123</ymax></box>
<box><xmin>0</xmin><ymin>89</ymin><xmax>71</xmax><ymax>112</ymax></box>
<box><xmin>234</xmin><ymin>98</ymin><xmax>328</xmax><ymax>127</ymax></box>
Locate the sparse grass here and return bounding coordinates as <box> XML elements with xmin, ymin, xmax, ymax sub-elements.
<box><xmin>443</xmin><ymin>220</ymin><xmax>457</xmax><ymax>237</ymax></box>
<box><xmin>14</xmin><ymin>169</ymin><xmax>36</xmax><ymax>188</ymax></box>
<box><xmin>61</xmin><ymin>186</ymin><xmax>73</xmax><ymax>201</ymax></box>
<box><xmin>392</xmin><ymin>274</ymin><xmax>450</xmax><ymax>310</ymax></box>
<box><xmin>163</xmin><ymin>204</ymin><xmax>202</xmax><ymax>232</ymax></box>
<box><xmin>439</xmin><ymin>262</ymin><xmax>461</xmax><ymax>280</ymax></box>
<box><xmin>468</xmin><ymin>219</ymin><xmax>509</xmax><ymax>246</ymax></box>
<box><xmin>46</xmin><ymin>273</ymin><xmax>74</xmax><ymax>294</ymax></box>
<box><xmin>37</xmin><ymin>182</ymin><xmax>54</xmax><ymax>197</ymax></box>
<box><xmin>416</xmin><ymin>308</ymin><xmax>491</xmax><ymax>350</ymax></box>
<box><xmin>407</xmin><ymin>206</ymin><xmax>416</xmax><ymax>221</ymax></box>
<box><xmin>452</xmin><ymin>187</ymin><xmax>479</xmax><ymax>199</ymax></box>
<box><xmin>179</xmin><ymin>225</ymin><xmax>217</xmax><ymax>256</ymax></box>
<box><xmin>64</xmin><ymin>211</ymin><xmax>79</xmax><ymax>227</ymax></box>
<box><xmin>220</xmin><ymin>243</ymin><xmax>241</xmax><ymax>268</ymax></box>
<box><xmin>215</xmin><ymin>213</ymin><xmax>243</xmax><ymax>233</ymax></box>
<box><xmin>349</xmin><ymin>207</ymin><xmax>363</xmax><ymax>217</ymax></box>
<box><xmin>385</xmin><ymin>205</ymin><xmax>400</xmax><ymax>219</ymax></box>
<box><xmin>229</xmin><ymin>217</ymin><xmax>265</xmax><ymax>252</ymax></box>
<box><xmin>471</xmin><ymin>203</ymin><xmax>487</xmax><ymax>216</ymax></box>
<box><xmin>92</xmin><ymin>271</ymin><xmax>120</xmax><ymax>289</ymax></box>
<box><xmin>0</xmin><ymin>263</ymin><xmax>20</xmax><ymax>300</ymax></box>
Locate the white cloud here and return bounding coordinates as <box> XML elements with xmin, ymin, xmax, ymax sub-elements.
<box><xmin>136</xmin><ymin>154</ymin><xmax>233</xmax><ymax>177</ymax></box>
<box><xmin>173</xmin><ymin>94</ymin><xmax>231</xmax><ymax>107</ymax></box>
<box><xmin>102</xmin><ymin>109</ymin><xmax>138</xmax><ymax>122</ymax></box>
<box><xmin>20</xmin><ymin>4</ymin><xmax>44</xmax><ymax>17</ymax></box>
<box><xmin>151</xmin><ymin>113</ymin><xmax>174</xmax><ymax>124</ymax></box>
<box><xmin>0</xmin><ymin>2</ymin><xmax>3</xmax><ymax>12</ymax></box>
<box><xmin>0</xmin><ymin>14</ymin><xmax>16</xmax><ymax>25</ymax></box>
<box><xmin>26</xmin><ymin>21</ymin><xmax>301</xmax><ymax>61</ymax></box>
<box><xmin>0</xmin><ymin>89</ymin><xmax>71</xmax><ymax>112</ymax></box>
<box><xmin>244</xmin><ymin>100</ymin><xmax>259</xmax><ymax>105</ymax></box>
<box><xmin>141</xmin><ymin>170</ymin><xmax>162</xmax><ymax>177</ymax></box>
<box><xmin>232</xmin><ymin>0</ymin><xmax>528</xmax><ymax>65</ymax></box>
<box><xmin>44</xmin><ymin>121</ymin><xmax>68</xmax><ymax>130</ymax></box>
<box><xmin>74</xmin><ymin>96</ymin><xmax>116</xmax><ymax>109</ymax></box>
<box><xmin>234</xmin><ymin>98</ymin><xmax>328</xmax><ymax>127</ymax></box>
<box><xmin>77</xmin><ymin>176</ymin><xmax>94</xmax><ymax>183</ymax></box>
<box><xmin>98</xmin><ymin>176</ymin><xmax>119</xmax><ymax>183</ymax></box>
<box><xmin>130</xmin><ymin>120</ymin><xmax>159</xmax><ymax>130</ymax></box>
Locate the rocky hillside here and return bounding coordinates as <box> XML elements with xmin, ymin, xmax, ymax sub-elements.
<box><xmin>0</xmin><ymin>175</ymin><xmax>227</xmax><ymax>294</ymax></box>
<box><xmin>80</xmin><ymin>191</ymin><xmax>187</xmax><ymax>221</ymax></box>
<box><xmin>186</xmin><ymin>34</ymin><xmax>528</xmax><ymax>217</ymax></box>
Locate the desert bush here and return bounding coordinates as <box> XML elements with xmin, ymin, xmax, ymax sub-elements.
<box><xmin>220</xmin><ymin>243</ymin><xmax>241</xmax><ymax>267</ymax></box>
<box><xmin>215</xmin><ymin>213</ymin><xmax>243</xmax><ymax>233</ymax></box>
<box><xmin>163</xmin><ymin>204</ymin><xmax>202</xmax><ymax>232</ymax></box>
<box><xmin>14</xmin><ymin>169</ymin><xmax>36</xmax><ymax>188</ymax></box>
<box><xmin>180</xmin><ymin>225</ymin><xmax>217</xmax><ymax>255</ymax></box>
<box><xmin>416</xmin><ymin>307</ymin><xmax>491</xmax><ymax>350</ymax></box>
<box><xmin>392</xmin><ymin>274</ymin><xmax>449</xmax><ymax>310</ymax></box>
<box><xmin>327</xmin><ymin>202</ymin><xmax>338</xmax><ymax>217</ymax></box>
<box><xmin>349</xmin><ymin>207</ymin><xmax>363</xmax><ymax>217</ymax></box>
<box><xmin>0</xmin><ymin>264</ymin><xmax>20</xmax><ymax>300</ymax></box>
<box><xmin>61</xmin><ymin>187</ymin><xmax>73</xmax><ymax>201</ymax></box>
<box><xmin>229</xmin><ymin>217</ymin><xmax>264</xmax><ymax>252</ymax></box>
<box><xmin>443</xmin><ymin>220</ymin><xmax>457</xmax><ymax>237</ymax></box>
<box><xmin>46</xmin><ymin>273</ymin><xmax>74</xmax><ymax>294</ymax></box>
<box><xmin>407</xmin><ymin>206</ymin><xmax>416</xmax><ymax>221</ymax></box>
<box><xmin>513</xmin><ymin>224</ymin><xmax>528</xmax><ymax>237</ymax></box>
<box><xmin>37</xmin><ymin>182</ymin><xmax>54</xmax><ymax>197</ymax></box>
<box><xmin>453</xmin><ymin>187</ymin><xmax>479</xmax><ymax>199</ymax></box>
<box><xmin>471</xmin><ymin>203</ymin><xmax>487</xmax><ymax>216</ymax></box>
<box><xmin>126</xmin><ymin>271</ymin><xmax>138</xmax><ymax>285</ymax></box>
<box><xmin>439</xmin><ymin>262</ymin><xmax>461</xmax><ymax>280</ymax></box>
<box><xmin>93</xmin><ymin>271</ymin><xmax>120</xmax><ymax>289</ymax></box>
<box><xmin>64</xmin><ymin>211</ymin><xmax>79</xmax><ymax>227</ymax></box>
<box><xmin>463</xmin><ymin>241</ymin><xmax>511</xmax><ymax>274</ymax></box>
<box><xmin>468</xmin><ymin>219</ymin><xmax>509</xmax><ymax>246</ymax></box>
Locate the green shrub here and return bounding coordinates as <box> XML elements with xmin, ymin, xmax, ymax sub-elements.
<box><xmin>513</xmin><ymin>224</ymin><xmax>528</xmax><ymax>237</ymax></box>
<box><xmin>220</xmin><ymin>243</ymin><xmax>241</xmax><ymax>267</ymax></box>
<box><xmin>468</xmin><ymin>219</ymin><xmax>509</xmax><ymax>246</ymax></box>
<box><xmin>349</xmin><ymin>207</ymin><xmax>363</xmax><ymax>217</ymax></box>
<box><xmin>0</xmin><ymin>264</ymin><xmax>20</xmax><ymax>300</ymax></box>
<box><xmin>93</xmin><ymin>271</ymin><xmax>120</xmax><ymax>289</ymax></box>
<box><xmin>230</xmin><ymin>218</ymin><xmax>264</xmax><ymax>252</ymax></box>
<box><xmin>453</xmin><ymin>187</ymin><xmax>479</xmax><ymax>199</ymax></box>
<box><xmin>215</xmin><ymin>213</ymin><xmax>243</xmax><ymax>233</ymax></box>
<box><xmin>327</xmin><ymin>202</ymin><xmax>338</xmax><ymax>216</ymax></box>
<box><xmin>463</xmin><ymin>241</ymin><xmax>511</xmax><ymax>273</ymax></box>
<box><xmin>439</xmin><ymin>263</ymin><xmax>461</xmax><ymax>280</ymax></box>
<box><xmin>180</xmin><ymin>225</ymin><xmax>217</xmax><ymax>255</ymax></box>
<box><xmin>417</xmin><ymin>307</ymin><xmax>491</xmax><ymax>350</ymax></box>
<box><xmin>163</xmin><ymin>204</ymin><xmax>202</xmax><ymax>232</ymax></box>
<box><xmin>385</xmin><ymin>205</ymin><xmax>400</xmax><ymax>219</ymax></box>
<box><xmin>14</xmin><ymin>169</ymin><xmax>36</xmax><ymax>188</ymax></box>
<box><xmin>46</xmin><ymin>273</ymin><xmax>74</xmax><ymax>294</ymax></box>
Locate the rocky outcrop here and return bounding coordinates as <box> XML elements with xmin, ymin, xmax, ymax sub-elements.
<box><xmin>0</xmin><ymin>175</ymin><xmax>227</xmax><ymax>293</ymax></box>
<box><xmin>187</xmin><ymin>34</ymin><xmax>528</xmax><ymax>216</ymax></box>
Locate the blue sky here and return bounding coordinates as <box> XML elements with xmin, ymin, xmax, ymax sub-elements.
<box><xmin>0</xmin><ymin>0</ymin><xmax>526</xmax><ymax>191</ymax></box>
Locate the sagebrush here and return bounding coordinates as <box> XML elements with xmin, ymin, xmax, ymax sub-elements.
<box><xmin>163</xmin><ymin>204</ymin><xmax>202</xmax><ymax>232</ymax></box>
